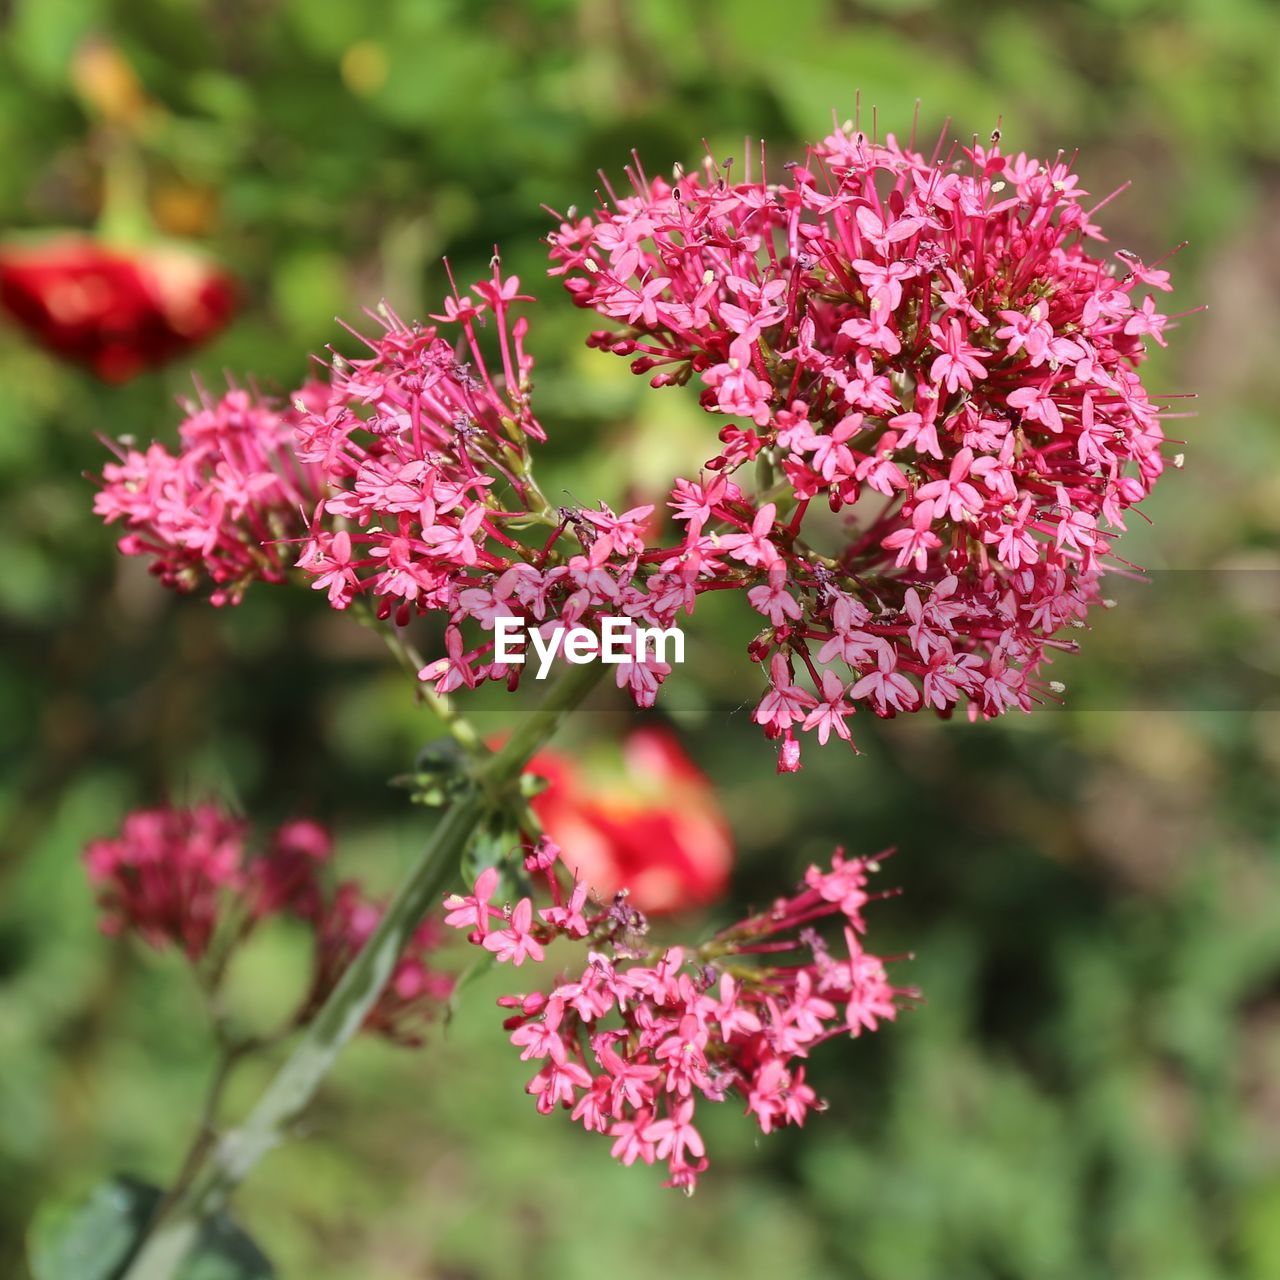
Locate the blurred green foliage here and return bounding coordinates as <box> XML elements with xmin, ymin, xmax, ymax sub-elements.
<box><xmin>2</xmin><ymin>0</ymin><xmax>1280</xmax><ymax>1277</ymax></box>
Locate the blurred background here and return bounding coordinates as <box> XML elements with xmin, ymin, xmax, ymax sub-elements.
<box><xmin>2</xmin><ymin>1</ymin><xmax>1280</xmax><ymax>1277</ymax></box>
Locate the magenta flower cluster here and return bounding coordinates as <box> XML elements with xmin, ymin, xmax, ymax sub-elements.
<box><xmin>293</xmin><ymin>271</ymin><xmax>543</xmax><ymax>622</ymax></box>
<box><xmin>93</xmin><ymin>387</ymin><xmax>324</xmax><ymax>606</ymax></box>
<box><xmin>94</xmin><ymin>126</ymin><xmax>1182</xmax><ymax>773</ymax></box>
<box><xmin>289</xmin><ymin>266</ymin><xmax>688</xmax><ymax>707</ymax></box>
<box><xmin>549</xmin><ymin>128</ymin><xmax>1181</xmax><ymax>764</ymax></box>
<box><xmin>81</xmin><ymin>118</ymin><xmax>1194</xmax><ymax>1208</ymax></box>
<box><xmin>86</xmin><ymin>803</ymin><xmax>254</xmax><ymax>959</ymax></box>
<box><xmin>444</xmin><ymin>837</ymin><xmax>912</xmax><ymax>1190</ymax></box>
<box><xmin>85</xmin><ymin>804</ymin><xmax>451</xmax><ymax>1046</ymax></box>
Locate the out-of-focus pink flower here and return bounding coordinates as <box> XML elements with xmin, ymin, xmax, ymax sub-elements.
<box><xmin>84</xmin><ymin>804</ymin><xmax>249</xmax><ymax>960</ymax></box>
<box><xmin>84</xmin><ymin>805</ymin><xmax>337</xmax><ymax>962</ymax></box>
<box><xmin>245</xmin><ymin>819</ymin><xmax>333</xmax><ymax>920</ymax></box>
<box><xmin>306</xmin><ymin>883</ymin><xmax>454</xmax><ymax>1046</ymax></box>
<box><xmin>84</xmin><ymin>804</ymin><xmax>450</xmax><ymax>1048</ymax></box>
<box><xmin>524</xmin><ymin>727</ymin><xmax>733</xmax><ymax>914</ymax></box>
<box><xmin>445</xmin><ymin>837</ymin><xmax>914</xmax><ymax>1190</ymax></box>
<box><xmin>0</xmin><ymin>236</ymin><xmax>234</xmax><ymax>381</ymax></box>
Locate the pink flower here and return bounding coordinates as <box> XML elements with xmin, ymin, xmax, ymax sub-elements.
<box><xmin>802</xmin><ymin>670</ymin><xmax>855</xmax><ymax>745</ymax></box>
<box><xmin>94</xmin><ymin>387</ymin><xmax>323</xmax><ymax>605</ymax></box>
<box><xmin>928</xmin><ymin>318</ymin><xmax>988</xmax><ymax>393</ymax></box>
<box><xmin>806</xmin><ymin>848</ymin><xmax>871</xmax><ymax>924</ymax></box>
<box><xmin>540</xmin><ymin>877</ymin><xmax>591</xmax><ymax>938</ymax></box>
<box><xmin>600</xmin><ymin>1041</ymin><xmax>662</xmax><ymax>1110</ymax></box>
<box><xmin>703</xmin><ymin>352</ymin><xmax>773</xmax><ymax>425</ymax></box>
<box><xmin>747</xmin><ymin>1059</ymin><xmax>816</xmax><ymax>1134</ymax></box>
<box><xmin>748</xmin><ymin>563</ymin><xmax>802</xmax><ymax>625</ymax></box>
<box><xmin>301</xmin><ymin>529</ymin><xmax>358</xmax><ymax>608</ymax></box>
<box><xmin>451</xmin><ymin>841</ymin><xmax>914</xmax><ymax>1190</ymax></box>
<box><xmin>246</xmin><ymin>818</ymin><xmax>333</xmax><ymax>920</ymax></box>
<box><xmin>97</xmin><ymin>116</ymin><xmax>1187</xmax><ymax>772</ymax></box>
<box><xmin>86</xmin><ymin>804</ymin><xmax>452</xmax><ymax>1048</ymax></box>
<box><xmin>915</xmin><ymin>447</ymin><xmax>983</xmax><ymax>522</ymax></box>
<box><xmin>482</xmin><ymin>897</ymin><xmax>545</xmax><ymax>966</ymax></box>
<box><xmin>609</xmin><ymin>1111</ymin><xmax>657</xmax><ymax>1167</ymax></box>
<box><xmin>852</xmin><ymin>257</ymin><xmax>918</xmax><ymax>311</ymax></box>
<box><xmin>419</xmin><ymin>627</ymin><xmax>478</xmax><ymax>694</ymax></box>
<box><xmin>84</xmin><ymin>804</ymin><xmax>248</xmax><ymax>959</ymax></box>
<box><xmin>995</xmin><ymin>303</ymin><xmax>1053</xmax><ymax>363</ymax></box>
<box><xmin>528</xmin><ymin>1060</ymin><xmax>594</xmax><ymax>1113</ymax></box>
<box><xmin>849</xmin><ymin>649</ymin><xmax>920</xmax><ymax>715</ymax></box>
<box><xmin>1007</xmin><ymin>382</ymin><xmax>1064</xmax><ymax>433</ymax></box>
<box><xmin>1123</xmin><ymin>294</ymin><xmax>1169</xmax><ymax>347</ymax></box>
<box><xmin>853</xmin><ymin>204</ymin><xmax>926</xmax><ymax>255</ymax></box>
<box><xmin>717</xmin><ymin>503</ymin><xmax>780</xmax><ymax>568</ymax></box>
<box><xmin>881</xmin><ymin>505</ymin><xmax>942</xmax><ymax>572</ymax></box>
<box><xmin>443</xmin><ymin>867</ymin><xmax>500</xmax><ymax>936</ymax></box>
<box><xmin>510</xmin><ymin>997</ymin><xmax>568</xmax><ymax>1063</ymax></box>
<box><xmin>642</xmin><ymin>1099</ymin><xmax>706</xmax><ymax>1165</ymax></box>
<box><xmin>753</xmin><ymin>653</ymin><xmax>818</xmax><ymax>732</ymax></box>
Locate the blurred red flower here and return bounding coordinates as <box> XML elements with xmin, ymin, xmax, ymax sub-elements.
<box><xmin>0</xmin><ymin>235</ymin><xmax>234</xmax><ymax>381</ymax></box>
<box><xmin>525</xmin><ymin>727</ymin><xmax>733</xmax><ymax>914</ymax></box>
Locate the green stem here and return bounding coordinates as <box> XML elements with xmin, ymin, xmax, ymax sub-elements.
<box><xmin>119</xmin><ymin>660</ymin><xmax>602</xmax><ymax>1280</ymax></box>
<box><xmin>356</xmin><ymin>604</ymin><xmax>489</xmax><ymax>760</ymax></box>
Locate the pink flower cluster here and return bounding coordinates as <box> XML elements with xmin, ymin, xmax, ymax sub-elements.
<box><xmin>444</xmin><ymin>837</ymin><xmax>913</xmax><ymax>1189</ymax></box>
<box><xmin>84</xmin><ymin>804</ymin><xmax>451</xmax><ymax>1045</ymax></box>
<box><xmin>93</xmin><ymin>122</ymin><xmax>1187</xmax><ymax>768</ymax></box>
<box><xmin>303</xmin><ymin>883</ymin><xmax>453</xmax><ymax>1046</ymax></box>
<box><xmin>85</xmin><ymin>804</ymin><xmax>253</xmax><ymax>959</ymax></box>
<box><xmin>549</xmin><ymin>126</ymin><xmax>1185</xmax><ymax>766</ymax></box>
<box><xmin>293</xmin><ymin>270</ymin><xmax>542</xmax><ymax>622</ymax></box>
<box><xmin>94</xmin><ymin>386</ymin><xmax>323</xmax><ymax>605</ymax></box>
<box><xmin>289</xmin><ymin>266</ymin><xmax>686</xmax><ymax>706</ymax></box>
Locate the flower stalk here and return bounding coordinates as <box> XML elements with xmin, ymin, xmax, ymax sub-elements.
<box><xmin>119</xmin><ymin>658</ymin><xmax>602</xmax><ymax>1280</ymax></box>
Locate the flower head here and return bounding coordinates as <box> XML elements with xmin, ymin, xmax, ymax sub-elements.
<box><xmin>83</xmin><ymin>804</ymin><xmax>449</xmax><ymax>1047</ymax></box>
<box><xmin>290</xmin><ymin>263</ymin><xmax>703</xmax><ymax>706</ymax></box>
<box><xmin>291</xmin><ymin>263</ymin><xmax>545</xmax><ymax>623</ymax></box>
<box><xmin>94</xmin><ymin>118</ymin><xmax>1189</xmax><ymax>770</ymax></box>
<box><xmin>85</xmin><ymin>805</ymin><xmax>338</xmax><ymax>963</ymax></box>
<box><xmin>445</xmin><ymin>838</ymin><xmax>914</xmax><ymax>1189</ymax></box>
<box><xmin>84</xmin><ymin>803</ymin><xmax>247</xmax><ymax>960</ymax></box>
<box><xmin>549</xmin><ymin>124</ymin><xmax>1187</xmax><ymax>765</ymax></box>
<box><xmin>94</xmin><ymin>385</ymin><xmax>323</xmax><ymax>604</ymax></box>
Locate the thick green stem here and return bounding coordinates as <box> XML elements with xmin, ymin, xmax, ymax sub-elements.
<box><xmin>120</xmin><ymin>660</ymin><xmax>601</xmax><ymax>1280</ymax></box>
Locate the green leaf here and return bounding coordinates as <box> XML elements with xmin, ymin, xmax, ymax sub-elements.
<box><xmin>462</xmin><ymin>813</ymin><xmax>524</xmax><ymax>891</ymax></box>
<box><xmin>28</xmin><ymin>1177</ymin><xmax>147</xmax><ymax>1280</ymax></box>
<box><xmin>176</xmin><ymin>1211</ymin><xmax>275</xmax><ymax>1280</ymax></box>
<box><xmin>28</xmin><ymin>1176</ymin><xmax>275</xmax><ymax>1280</ymax></box>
